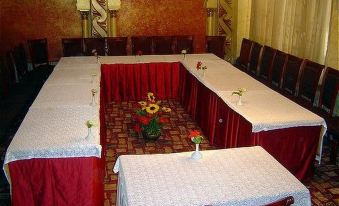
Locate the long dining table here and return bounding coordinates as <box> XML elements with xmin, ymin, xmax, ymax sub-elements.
<box><xmin>3</xmin><ymin>54</ymin><xmax>326</xmax><ymax>205</ymax></box>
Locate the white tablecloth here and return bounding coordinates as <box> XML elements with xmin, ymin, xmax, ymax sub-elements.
<box><xmin>113</xmin><ymin>146</ymin><xmax>311</xmax><ymax>206</ymax></box>
<box><xmin>4</xmin><ymin>53</ymin><xmax>326</xmax><ymax>165</ymax></box>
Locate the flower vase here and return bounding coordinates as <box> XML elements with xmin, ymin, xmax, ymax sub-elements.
<box><xmin>183</xmin><ymin>54</ymin><xmax>186</xmax><ymax>60</ymax></box>
<box><xmin>191</xmin><ymin>144</ymin><xmax>203</xmax><ymax>160</ymax></box>
<box><xmin>237</xmin><ymin>95</ymin><xmax>242</xmax><ymax>106</ymax></box>
<box><xmin>86</xmin><ymin>128</ymin><xmax>94</xmax><ymax>140</ymax></box>
<box><xmin>142</xmin><ymin>130</ymin><xmax>161</xmax><ymax>141</ymax></box>
<box><xmin>200</xmin><ymin>70</ymin><xmax>205</xmax><ymax>77</ymax></box>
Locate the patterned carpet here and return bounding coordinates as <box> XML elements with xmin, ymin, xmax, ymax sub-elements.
<box><xmin>103</xmin><ymin>100</ymin><xmax>339</xmax><ymax>206</ymax></box>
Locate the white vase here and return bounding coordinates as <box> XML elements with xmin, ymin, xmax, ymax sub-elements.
<box><xmin>86</xmin><ymin>128</ymin><xmax>94</xmax><ymax>140</ymax></box>
<box><xmin>237</xmin><ymin>96</ymin><xmax>242</xmax><ymax>106</ymax></box>
<box><xmin>191</xmin><ymin>144</ymin><xmax>203</xmax><ymax>160</ymax></box>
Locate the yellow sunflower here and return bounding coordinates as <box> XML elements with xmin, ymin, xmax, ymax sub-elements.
<box><xmin>147</xmin><ymin>92</ymin><xmax>156</xmax><ymax>102</ymax></box>
<box><xmin>138</xmin><ymin>101</ymin><xmax>147</xmax><ymax>107</ymax></box>
<box><xmin>162</xmin><ymin>107</ymin><xmax>171</xmax><ymax>112</ymax></box>
<box><xmin>146</xmin><ymin>104</ymin><xmax>160</xmax><ymax>114</ymax></box>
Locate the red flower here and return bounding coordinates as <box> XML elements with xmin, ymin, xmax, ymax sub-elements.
<box><xmin>196</xmin><ymin>61</ymin><xmax>202</xmax><ymax>70</ymax></box>
<box><xmin>159</xmin><ymin>117</ymin><xmax>169</xmax><ymax>124</ymax></box>
<box><xmin>139</xmin><ymin>116</ymin><xmax>151</xmax><ymax>125</ymax></box>
<box><xmin>188</xmin><ymin>130</ymin><xmax>201</xmax><ymax>139</ymax></box>
<box><xmin>137</xmin><ymin>50</ymin><xmax>143</xmax><ymax>56</ymax></box>
<box><xmin>134</xmin><ymin>124</ymin><xmax>141</xmax><ymax>132</ymax></box>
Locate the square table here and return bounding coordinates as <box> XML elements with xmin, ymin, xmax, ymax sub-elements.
<box><xmin>113</xmin><ymin>146</ymin><xmax>311</xmax><ymax>206</ymax></box>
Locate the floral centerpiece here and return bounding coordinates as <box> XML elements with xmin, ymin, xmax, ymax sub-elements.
<box><xmin>85</xmin><ymin>120</ymin><xmax>97</xmax><ymax>140</ymax></box>
<box><xmin>92</xmin><ymin>49</ymin><xmax>100</xmax><ymax>63</ymax></box>
<box><xmin>188</xmin><ymin>130</ymin><xmax>204</xmax><ymax>160</ymax></box>
<box><xmin>196</xmin><ymin>61</ymin><xmax>207</xmax><ymax>76</ymax></box>
<box><xmin>181</xmin><ymin>49</ymin><xmax>188</xmax><ymax>59</ymax></box>
<box><xmin>133</xmin><ymin>92</ymin><xmax>171</xmax><ymax>140</ymax></box>
<box><xmin>232</xmin><ymin>88</ymin><xmax>247</xmax><ymax>105</ymax></box>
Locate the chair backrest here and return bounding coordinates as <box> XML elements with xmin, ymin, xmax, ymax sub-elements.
<box><xmin>131</xmin><ymin>36</ymin><xmax>153</xmax><ymax>55</ymax></box>
<box><xmin>175</xmin><ymin>35</ymin><xmax>194</xmax><ymax>54</ymax></box>
<box><xmin>270</xmin><ymin>50</ymin><xmax>288</xmax><ymax>88</ymax></box>
<box><xmin>106</xmin><ymin>37</ymin><xmax>127</xmax><ymax>56</ymax></box>
<box><xmin>27</xmin><ymin>38</ymin><xmax>49</xmax><ymax>68</ymax></box>
<box><xmin>281</xmin><ymin>54</ymin><xmax>303</xmax><ymax>95</ymax></box>
<box><xmin>152</xmin><ymin>36</ymin><xmax>174</xmax><ymax>55</ymax></box>
<box><xmin>319</xmin><ymin>67</ymin><xmax>339</xmax><ymax>116</ymax></box>
<box><xmin>206</xmin><ymin>36</ymin><xmax>226</xmax><ymax>59</ymax></box>
<box><xmin>248</xmin><ymin>42</ymin><xmax>263</xmax><ymax>75</ymax></box>
<box><xmin>238</xmin><ymin>38</ymin><xmax>254</xmax><ymax>70</ymax></box>
<box><xmin>298</xmin><ymin>60</ymin><xmax>325</xmax><ymax>104</ymax></box>
<box><xmin>0</xmin><ymin>56</ymin><xmax>9</xmax><ymax>98</ymax></box>
<box><xmin>84</xmin><ymin>38</ymin><xmax>106</xmax><ymax>56</ymax></box>
<box><xmin>5</xmin><ymin>51</ymin><xmax>17</xmax><ymax>84</ymax></box>
<box><xmin>13</xmin><ymin>44</ymin><xmax>29</xmax><ymax>80</ymax></box>
<box><xmin>62</xmin><ymin>38</ymin><xmax>83</xmax><ymax>57</ymax></box>
<box><xmin>259</xmin><ymin>46</ymin><xmax>277</xmax><ymax>80</ymax></box>
<box><xmin>265</xmin><ymin>196</ymin><xmax>294</xmax><ymax>206</ymax></box>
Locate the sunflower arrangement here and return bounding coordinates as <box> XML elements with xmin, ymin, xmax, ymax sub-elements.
<box><xmin>133</xmin><ymin>92</ymin><xmax>171</xmax><ymax>139</ymax></box>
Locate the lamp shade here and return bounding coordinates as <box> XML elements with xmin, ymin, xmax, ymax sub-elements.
<box><xmin>108</xmin><ymin>0</ymin><xmax>121</xmax><ymax>10</ymax></box>
<box><xmin>76</xmin><ymin>0</ymin><xmax>91</xmax><ymax>11</ymax></box>
<box><xmin>205</xmin><ymin>0</ymin><xmax>218</xmax><ymax>9</ymax></box>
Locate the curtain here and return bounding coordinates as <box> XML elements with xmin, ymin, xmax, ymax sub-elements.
<box><xmin>249</xmin><ymin>0</ymin><xmax>332</xmax><ymax>65</ymax></box>
<box><xmin>325</xmin><ymin>0</ymin><xmax>338</xmax><ymax>69</ymax></box>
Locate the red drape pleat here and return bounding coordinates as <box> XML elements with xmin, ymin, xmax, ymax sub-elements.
<box><xmin>9</xmin><ymin>157</ymin><xmax>104</xmax><ymax>206</ymax></box>
<box><xmin>101</xmin><ymin>62</ymin><xmax>180</xmax><ymax>102</ymax></box>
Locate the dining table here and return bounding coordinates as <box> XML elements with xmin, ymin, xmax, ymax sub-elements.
<box><xmin>113</xmin><ymin>146</ymin><xmax>311</xmax><ymax>206</ymax></box>
<box><xmin>3</xmin><ymin>54</ymin><xmax>325</xmax><ymax>205</ymax></box>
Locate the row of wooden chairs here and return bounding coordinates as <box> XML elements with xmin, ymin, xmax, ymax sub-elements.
<box><xmin>235</xmin><ymin>38</ymin><xmax>339</xmax><ymax>163</ymax></box>
<box><xmin>62</xmin><ymin>36</ymin><xmax>227</xmax><ymax>58</ymax></box>
<box><xmin>0</xmin><ymin>39</ymin><xmax>53</xmax><ymax>99</ymax></box>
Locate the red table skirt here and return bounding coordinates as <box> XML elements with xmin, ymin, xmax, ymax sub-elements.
<box><xmin>9</xmin><ymin>157</ymin><xmax>104</xmax><ymax>206</ymax></box>
<box><xmin>8</xmin><ymin>61</ymin><xmax>321</xmax><ymax>205</ymax></box>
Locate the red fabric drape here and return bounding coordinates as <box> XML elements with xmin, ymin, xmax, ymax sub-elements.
<box><xmin>101</xmin><ymin>62</ymin><xmax>180</xmax><ymax>102</ymax></box>
<box><xmin>9</xmin><ymin>157</ymin><xmax>104</xmax><ymax>206</ymax></box>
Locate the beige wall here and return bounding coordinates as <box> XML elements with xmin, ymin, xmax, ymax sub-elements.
<box><xmin>0</xmin><ymin>0</ymin><xmax>206</xmax><ymax>61</ymax></box>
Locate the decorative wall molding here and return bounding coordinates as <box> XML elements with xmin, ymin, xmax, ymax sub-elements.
<box><xmin>91</xmin><ymin>0</ymin><xmax>108</xmax><ymax>37</ymax></box>
<box><xmin>217</xmin><ymin>0</ymin><xmax>233</xmax><ymax>62</ymax></box>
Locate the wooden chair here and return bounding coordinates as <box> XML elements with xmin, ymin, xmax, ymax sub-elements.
<box><xmin>281</xmin><ymin>54</ymin><xmax>303</xmax><ymax>95</ymax></box>
<box><xmin>84</xmin><ymin>38</ymin><xmax>106</xmax><ymax>56</ymax></box>
<box><xmin>269</xmin><ymin>50</ymin><xmax>288</xmax><ymax>88</ymax></box>
<box><xmin>62</xmin><ymin>38</ymin><xmax>83</xmax><ymax>57</ymax></box>
<box><xmin>152</xmin><ymin>36</ymin><xmax>174</xmax><ymax>55</ymax></box>
<box><xmin>27</xmin><ymin>38</ymin><xmax>54</xmax><ymax>80</ymax></box>
<box><xmin>258</xmin><ymin>46</ymin><xmax>276</xmax><ymax>82</ymax></box>
<box><xmin>265</xmin><ymin>196</ymin><xmax>294</xmax><ymax>206</ymax></box>
<box><xmin>131</xmin><ymin>36</ymin><xmax>153</xmax><ymax>55</ymax></box>
<box><xmin>12</xmin><ymin>44</ymin><xmax>29</xmax><ymax>81</ymax></box>
<box><xmin>235</xmin><ymin>38</ymin><xmax>254</xmax><ymax>71</ymax></box>
<box><xmin>317</xmin><ymin>67</ymin><xmax>339</xmax><ymax>164</ymax></box>
<box><xmin>318</xmin><ymin>67</ymin><xmax>339</xmax><ymax>116</ymax></box>
<box><xmin>206</xmin><ymin>36</ymin><xmax>226</xmax><ymax>59</ymax></box>
<box><xmin>27</xmin><ymin>38</ymin><xmax>50</xmax><ymax>68</ymax></box>
<box><xmin>248</xmin><ymin>42</ymin><xmax>263</xmax><ymax>76</ymax></box>
<box><xmin>297</xmin><ymin>60</ymin><xmax>325</xmax><ymax>107</ymax></box>
<box><xmin>106</xmin><ymin>37</ymin><xmax>128</xmax><ymax>56</ymax></box>
<box><xmin>0</xmin><ymin>56</ymin><xmax>10</xmax><ymax>99</ymax></box>
<box><xmin>174</xmin><ymin>35</ymin><xmax>194</xmax><ymax>54</ymax></box>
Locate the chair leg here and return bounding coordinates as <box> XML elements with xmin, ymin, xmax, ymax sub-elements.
<box><xmin>330</xmin><ymin>134</ymin><xmax>338</xmax><ymax>164</ymax></box>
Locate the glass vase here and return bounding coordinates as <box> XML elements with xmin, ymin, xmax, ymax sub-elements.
<box><xmin>191</xmin><ymin>144</ymin><xmax>203</xmax><ymax>160</ymax></box>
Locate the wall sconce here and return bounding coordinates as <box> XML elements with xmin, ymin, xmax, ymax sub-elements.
<box><xmin>107</xmin><ymin>0</ymin><xmax>121</xmax><ymax>37</ymax></box>
<box><xmin>76</xmin><ymin>0</ymin><xmax>91</xmax><ymax>38</ymax></box>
